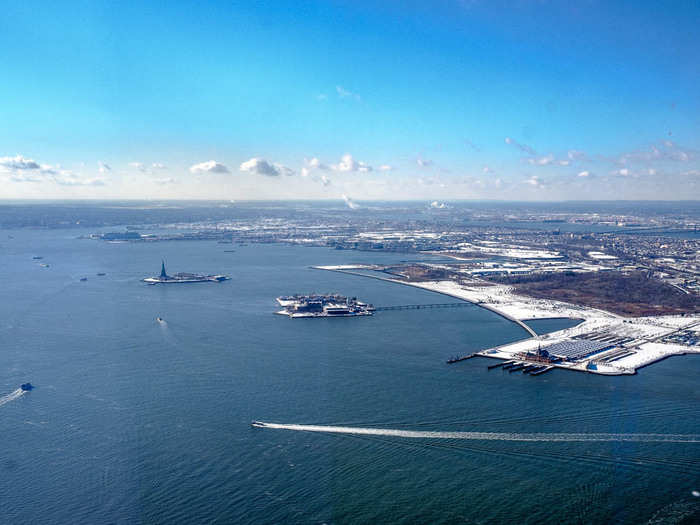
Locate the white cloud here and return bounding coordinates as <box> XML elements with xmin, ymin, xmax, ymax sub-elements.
<box><xmin>306</xmin><ymin>157</ymin><xmax>329</xmax><ymax>170</ymax></box>
<box><xmin>505</xmin><ymin>137</ymin><xmax>536</xmax><ymax>155</ymax></box>
<box><xmin>316</xmin><ymin>93</ymin><xmax>328</xmax><ymax>101</ymax></box>
<box><xmin>567</xmin><ymin>150</ymin><xmax>586</xmax><ymax>161</ymax></box>
<box><xmin>9</xmin><ymin>172</ymin><xmax>45</xmax><ymax>182</ymax></box>
<box><xmin>482</xmin><ymin>166</ymin><xmax>494</xmax><ymax>174</ymax></box>
<box><xmin>416</xmin><ymin>158</ymin><xmax>433</xmax><ymax>168</ymax></box>
<box><xmin>2</xmin><ymin>154</ymin><xmax>106</xmax><ymax>186</ymax></box>
<box><xmin>130</xmin><ymin>161</ymin><xmax>166</xmax><ymax>173</ymax></box>
<box><xmin>336</xmin><ymin>85</ymin><xmax>360</xmax><ymax>100</ymax></box>
<box><xmin>378</xmin><ymin>164</ymin><xmax>393</xmax><ymax>172</ymax></box>
<box><xmin>332</xmin><ymin>154</ymin><xmax>372</xmax><ymax>173</ymax></box>
<box><xmin>578</xmin><ymin>170</ymin><xmax>590</xmax><ymax>177</ymax></box>
<box><xmin>0</xmin><ymin>155</ymin><xmax>41</xmax><ymax>171</ymax></box>
<box><xmin>98</xmin><ymin>161</ymin><xmax>111</xmax><ymax>173</ymax></box>
<box><xmin>239</xmin><ymin>157</ymin><xmax>294</xmax><ymax>177</ymax></box>
<box><xmin>153</xmin><ymin>177</ymin><xmax>176</xmax><ymax>185</ymax></box>
<box><xmin>320</xmin><ymin>175</ymin><xmax>331</xmax><ymax>186</ymax></box>
<box><xmin>190</xmin><ymin>160</ymin><xmax>230</xmax><ymax>174</ymax></box>
<box><xmin>618</xmin><ymin>141</ymin><xmax>694</xmax><ymax>164</ymax></box>
<box><xmin>527</xmin><ymin>154</ymin><xmax>554</xmax><ymax>166</ymax></box>
<box><xmin>524</xmin><ymin>175</ymin><xmax>545</xmax><ymax>188</ymax></box>
<box><xmin>55</xmin><ymin>175</ymin><xmax>106</xmax><ymax>186</ymax></box>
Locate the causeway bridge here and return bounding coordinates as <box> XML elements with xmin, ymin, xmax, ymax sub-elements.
<box><xmin>375</xmin><ymin>303</ymin><xmax>474</xmax><ymax>311</ymax></box>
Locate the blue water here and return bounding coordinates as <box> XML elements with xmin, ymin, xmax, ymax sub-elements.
<box><xmin>1</xmin><ymin>230</ymin><xmax>699</xmax><ymax>524</ymax></box>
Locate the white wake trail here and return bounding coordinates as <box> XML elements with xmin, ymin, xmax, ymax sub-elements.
<box><xmin>253</xmin><ymin>422</ymin><xmax>700</xmax><ymax>443</ymax></box>
<box><xmin>0</xmin><ymin>389</ymin><xmax>26</xmax><ymax>408</ymax></box>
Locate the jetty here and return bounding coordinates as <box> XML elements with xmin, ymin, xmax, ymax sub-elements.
<box><xmin>376</xmin><ymin>303</ymin><xmax>473</xmax><ymax>311</ymax></box>
<box><xmin>446</xmin><ymin>353</ymin><xmax>477</xmax><ymax>364</ymax></box>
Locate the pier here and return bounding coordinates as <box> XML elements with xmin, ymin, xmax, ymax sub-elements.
<box><xmin>446</xmin><ymin>353</ymin><xmax>477</xmax><ymax>364</ymax></box>
<box><xmin>377</xmin><ymin>303</ymin><xmax>474</xmax><ymax>311</ymax></box>
<box><xmin>530</xmin><ymin>366</ymin><xmax>554</xmax><ymax>376</ymax></box>
<box><xmin>313</xmin><ymin>266</ymin><xmax>538</xmax><ymax>337</ymax></box>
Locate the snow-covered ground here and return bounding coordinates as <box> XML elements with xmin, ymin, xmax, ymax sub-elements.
<box><xmin>453</xmin><ymin>241</ymin><xmax>562</xmax><ymax>259</ymax></box>
<box><xmin>316</xmin><ymin>265</ymin><xmax>700</xmax><ymax>375</ymax></box>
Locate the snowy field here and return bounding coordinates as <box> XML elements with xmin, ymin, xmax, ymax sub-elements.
<box><xmin>316</xmin><ymin>265</ymin><xmax>700</xmax><ymax>375</ymax></box>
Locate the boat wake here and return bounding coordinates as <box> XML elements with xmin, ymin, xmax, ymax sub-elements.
<box><xmin>0</xmin><ymin>389</ymin><xmax>26</xmax><ymax>408</ymax></box>
<box><xmin>251</xmin><ymin>422</ymin><xmax>700</xmax><ymax>443</ymax></box>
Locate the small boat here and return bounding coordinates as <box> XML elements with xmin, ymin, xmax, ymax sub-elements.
<box><xmin>251</xmin><ymin>421</ymin><xmax>265</xmax><ymax>427</ymax></box>
<box><xmin>20</xmin><ymin>383</ymin><xmax>34</xmax><ymax>391</ymax></box>
<box><xmin>96</xmin><ymin>272</ymin><xmax>106</xmax><ymax>276</ymax></box>
<box><xmin>32</xmin><ymin>256</ymin><xmax>43</xmax><ymax>260</ymax></box>
<box><xmin>80</xmin><ymin>277</ymin><xmax>88</xmax><ymax>282</ymax></box>
<box><xmin>156</xmin><ymin>317</ymin><xmax>165</xmax><ymax>323</ymax></box>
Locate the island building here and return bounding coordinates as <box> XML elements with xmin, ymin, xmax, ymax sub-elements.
<box><xmin>143</xmin><ymin>261</ymin><xmax>230</xmax><ymax>284</ymax></box>
<box><xmin>276</xmin><ymin>294</ymin><xmax>375</xmax><ymax>317</ymax></box>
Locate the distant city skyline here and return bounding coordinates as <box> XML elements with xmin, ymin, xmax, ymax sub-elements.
<box><xmin>1</xmin><ymin>0</ymin><xmax>699</xmax><ymax>200</ymax></box>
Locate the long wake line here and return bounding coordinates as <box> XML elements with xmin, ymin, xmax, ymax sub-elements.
<box><xmin>0</xmin><ymin>389</ymin><xmax>26</xmax><ymax>408</ymax></box>
<box><xmin>252</xmin><ymin>422</ymin><xmax>700</xmax><ymax>443</ymax></box>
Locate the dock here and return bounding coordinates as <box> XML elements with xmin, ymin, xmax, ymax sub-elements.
<box><xmin>530</xmin><ymin>366</ymin><xmax>554</xmax><ymax>376</ymax></box>
<box><xmin>446</xmin><ymin>353</ymin><xmax>477</xmax><ymax>364</ymax></box>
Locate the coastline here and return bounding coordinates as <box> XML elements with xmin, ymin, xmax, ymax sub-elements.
<box><xmin>314</xmin><ymin>266</ymin><xmax>539</xmax><ymax>337</ymax></box>
<box><xmin>314</xmin><ymin>265</ymin><xmax>700</xmax><ymax>376</ymax></box>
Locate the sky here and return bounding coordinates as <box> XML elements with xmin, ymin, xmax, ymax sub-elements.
<box><xmin>1</xmin><ymin>0</ymin><xmax>699</xmax><ymax>201</ymax></box>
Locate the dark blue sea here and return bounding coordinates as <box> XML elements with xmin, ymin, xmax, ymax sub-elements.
<box><xmin>1</xmin><ymin>228</ymin><xmax>699</xmax><ymax>524</ymax></box>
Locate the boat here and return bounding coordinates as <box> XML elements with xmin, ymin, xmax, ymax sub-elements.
<box><xmin>80</xmin><ymin>277</ymin><xmax>88</xmax><ymax>282</ymax></box>
<box><xmin>156</xmin><ymin>317</ymin><xmax>165</xmax><ymax>323</ymax></box>
<box><xmin>251</xmin><ymin>421</ymin><xmax>265</xmax><ymax>427</ymax></box>
<box><xmin>96</xmin><ymin>272</ymin><xmax>106</xmax><ymax>276</ymax></box>
<box><xmin>20</xmin><ymin>383</ymin><xmax>34</xmax><ymax>391</ymax></box>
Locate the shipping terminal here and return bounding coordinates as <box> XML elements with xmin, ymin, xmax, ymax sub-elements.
<box><xmin>276</xmin><ymin>294</ymin><xmax>375</xmax><ymax>318</ymax></box>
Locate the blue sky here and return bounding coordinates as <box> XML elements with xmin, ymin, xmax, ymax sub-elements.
<box><xmin>1</xmin><ymin>0</ymin><xmax>699</xmax><ymax>200</ymax></box>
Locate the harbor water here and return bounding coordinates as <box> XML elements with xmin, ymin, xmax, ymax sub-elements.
<box><xmin>1</xmin><ymin>230</ymin><xmax>699</xmax><ymax>524</ymax></box>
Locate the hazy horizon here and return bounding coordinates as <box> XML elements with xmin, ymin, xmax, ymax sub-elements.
<box><xmin>2</xmin><ymin>1</ymin><xmax>699</xmax><ymax>201</ymax></box>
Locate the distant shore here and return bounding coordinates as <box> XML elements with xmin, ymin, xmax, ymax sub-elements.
<box><xmin>314</xmin><ymin>265</ymin><xmax>700</xmax><ymax>376</ymax></box>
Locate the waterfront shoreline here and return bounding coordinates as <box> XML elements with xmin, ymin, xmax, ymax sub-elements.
<box><xmin>314</xmin><ymin>265</ymin><xmax>700</xmax><ymax>375</ymax></box>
